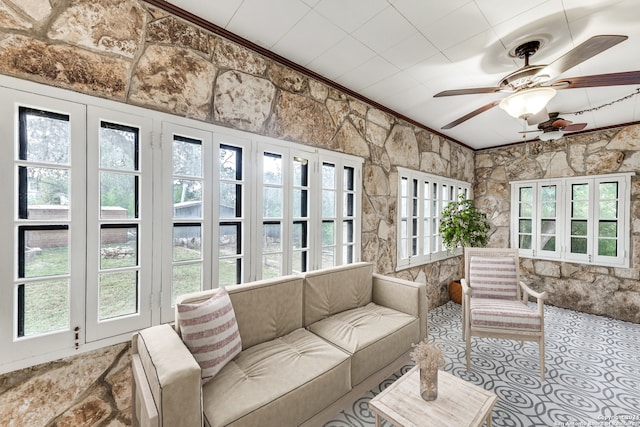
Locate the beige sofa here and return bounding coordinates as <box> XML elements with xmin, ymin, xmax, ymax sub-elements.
<box><xmin>131</xmin><ymin>262</ymin><xmax>427</xmax><ymax>427</ymax></box>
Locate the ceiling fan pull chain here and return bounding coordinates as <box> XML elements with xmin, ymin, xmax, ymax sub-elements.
<box><xmin>565</xmin><ymin>88</ymin><xmax>640</xmax><ymax>116</ymax></box>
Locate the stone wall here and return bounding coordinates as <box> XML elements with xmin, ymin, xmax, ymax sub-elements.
<box><xmin>476</xmin><ymin>126</ymin><xmax>640</xmax><ymax>324</ymax></box>
<box><xmin>0</xmin><ymin>0</ymin><xmax>473</xmax><ymax>425</ymax></box>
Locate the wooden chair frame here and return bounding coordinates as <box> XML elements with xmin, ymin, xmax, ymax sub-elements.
<box><xmin>460</xmin><ymin>247</ymin><xmax>548</xmax><ymax>380</ymax></box>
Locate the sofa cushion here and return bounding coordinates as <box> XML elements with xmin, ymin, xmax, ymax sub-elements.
<box><xmin>202</xmin><ymin>328</ymin><xmax>351</xmax><ymax>427</ymax></box>
<box><xmin>177</xmin><ymin>287</ymin><xmax>242</xmax><ymax>383</ymax></box>
<box><xmin>303</xmin><ymin>262</ymin><xmax>374</xmax><ymax>326</ymax></box>
<box><xmin>308</xmin><ymin>302</ymin><xmax>420</xmax><ymax>386</ymax></box>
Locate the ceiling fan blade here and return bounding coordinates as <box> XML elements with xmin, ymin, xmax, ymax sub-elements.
<box><xmin>527</xmin><ymin>108</ymin><xmax>550</xmax><ymax>126</ymax></box>
<box><xmin>551</xmin><ymin>118</ymin><xmax>572</xmax><ymax>128</ymax></box>
<box><xmin>434</xmin><ymin>87</ymin><xmax>503</xmax><ymax>97</ymax></box>
<box><xmin>539</xmin><ymin>35</ymin><xmax>628</xmax><ymax>78</ymax></box>
<box><xmin>552</xmin><ymin>70</ymin><xmax>640</xmax><ymax>89</ymax></box>
<box><xmin>562</xmin><ymin>123</ymin><xmax>587</xmax><ymax>132</ymax></box>
<box><xmin>441</xmin><ymin>100</ymin><xmax>501</xmax><ymax>129</ymax></box>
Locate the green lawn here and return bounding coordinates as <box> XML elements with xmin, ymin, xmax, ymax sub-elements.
<box><xmin>22</xmin><ymin>246</ymin><xmax>240</xmax><ymax>336</ymax></box>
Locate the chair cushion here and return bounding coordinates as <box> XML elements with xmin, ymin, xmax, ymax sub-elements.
<box><xmin>177</xmin><ymin>287</ymin><xmax>242</xmax><ymax>383</ymax></box>
<box><xmin>202</xmin><ymin>328</ymin><xmax>350</xmax><ymax>427</ymax></box>
<box><xmin>469</xmin><ymin>255</ymin><xmax>518</xmax><ymax>300</ymax></box>
<box><xmin>470</xmin><ymin>298</ymin><xmax>541</xmax><ymax>331</ymax></box>
<box><xmin>308</xmin><ymin>302</ymin><xmax>419</xmax><ymax>385</ymax></box>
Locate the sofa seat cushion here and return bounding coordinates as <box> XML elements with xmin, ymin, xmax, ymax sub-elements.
<box><xmin>470</xmin><ymin>298</ymin><xmax>542</xmax><ymax>331</ymax></box>
<box><xmin>202</xmin><ymin>328</ymin><xmax>350</xmax><ymax>427</ymax></box>
<box><xmin>308</xmin><ymin>302</ymin><xmax>419</xmax><ymax>386</ymax></box>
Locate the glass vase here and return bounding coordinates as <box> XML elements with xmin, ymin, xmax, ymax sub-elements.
<box><xmin>420</xmin><ymin>368</ymin><xmax>438</xmax><ymax>401</ymax></box>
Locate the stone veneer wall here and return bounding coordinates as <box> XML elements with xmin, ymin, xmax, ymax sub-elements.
<box><xmin>0</xmin><ymin>0</ymin><xmax>473</xmax><ymax>425</ymax></box>
<box><xmin>475</xmin><ymin>126</ymin><xmax>640</xmax><ymax>324</ymax></box>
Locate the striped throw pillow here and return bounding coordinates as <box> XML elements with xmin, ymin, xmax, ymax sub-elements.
<box><xmin>469</xmin><ymin>255</ymin><xmax>518</xmax><ymax>300</ymax></box>
<box><xmin>177</xmin><ymin>287</ymin><xmax>242</xmax><ymax>383</ymax></box>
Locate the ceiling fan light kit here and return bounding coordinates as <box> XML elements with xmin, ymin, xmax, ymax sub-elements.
<box><xmin>538</xmin><ymin>130</ymin><xmax>564</xmax><ymax>141</ymax></box>
<box><xmin>498</xmin><ymin>87</ymin><xmax>557</xmax><ymax>119</ymax></box>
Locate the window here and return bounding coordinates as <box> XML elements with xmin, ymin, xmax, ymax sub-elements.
<box><xmin>397</xmin><ymin>168</ymin><xmax>471</xmax><ymax>269</ymax></box>
<box><xmin>1</xmin><ymin>90</ymin><xmax>87</xmax><ymax>366</ymax></box>
<box><xmin>0</xmin><ymin>79</ymin><xmax>362</xmax><ymax>372</ymax></box>
<box><xmin>511</xmin><ymin>174</ymin><xmax>632</xmax><ymax>267</ymax></box>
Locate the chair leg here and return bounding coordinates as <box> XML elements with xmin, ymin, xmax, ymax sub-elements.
<box><xmin>466</xmin><ymin>330</ymin><xmax>471</xmax><ymax>372</ymax></box>
<box><xmin>539</xmin><ymin>337</ymin><xmax>545</xmax><ymax>381</ymax></box>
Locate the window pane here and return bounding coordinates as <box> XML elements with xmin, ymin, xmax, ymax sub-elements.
<box><xmin>322</xmin><ymin>248</ymin><xmax>335</xmax><ymax>269</ymax></box>
<box><xmin>173</xmin><ymin>179</ymin><xmax>202</xmax><ymax>218</ymax></box>
<box><xmin>343</xmin><ymin>167</ymin><xmax>354</xmax><ymax>191</ymax></box>
<box><xmin>599</xmin><ymin>201</ymin><xmax>617</xmax><ymax>219</ymax></box>
<box><xmin>323</xmin><ymin>163</ymin><xmax>335</xmax><ymax>189</ymax></box>
<box><xmin>519</xmin><ymin>219</ymin><xmax>532</xmax><ymax>233</ymax></box>
<box><xmin>100</xmin><ymin>226</ymin><xmax>137</xmax><ymax>269</ymax></box>
<box><xmin>519</xmin><ymin>187</ymin><xmax>533</xmax><ymax>202</ymax></box>
<box><xmin>542</xmin><ymin>236</ymin><xmax>555</xmax><ymax>251</ymax></box>
<box><xmin>21</xmin><ymin>166</ymin><xmax>70</xmax><ymax>218</ymax></box>
<box><xmin>218</xmin><ymin>259</ymin><xmax>240</xmax><ymax>286</ymax></box>
<box><xmin>571</xmin><ymin>220</ymin><xmax>588</xmax><ymax>236</ymax></box>
<box><xmin>293</xmin><ymin>222</ymin><xmax>307</xmax><ymax>249</ymax></box>
<box><xmin>263</xmin><ymin>187</ymin><xmax>283</xmax><ymax>218</ymax></box>
<box><xmin>99</xmin><ymin>271</ymin><xmax>137</xmax><ymax>320</ymax></box>
<box><xmin>572</xmin><ymin>183</ymin><xmax>588</xmax><ymax>200</ymax></box>
<box><xmin>344</xmin><ymin>193</ymin><xmax>354</xmax><ymax>216</ymax></box>
<box><xmin>519</xmin><ymin>202</ymin><xmax>532</xmax><ymax>217</ymax></box>
<box><xmin>292</xmin><ymin>250</ymin><xmax>306</xmax><ymax>273</ymax></box>
<box><xmin>599</xmin><ymin>182</ymin><xmax>618</xmax><ymax>199</ymax></box>
<box><xmin>519</xmin><ymin>234</ymin><xmax>531</xmax><ymax>249</ymax></box>
<box><xmin>22</xmin><ymin>228</ymin><xmax>69</xmax><ymax>278</ymax></box>
<box><xmin>599</xmin><ymin>221</ymin><xmax>617</xmax><ymax>238</ymax></box>
<box><xmin>20</xmin><ymin>108</ymin><xmax>70</xmax><ymax>164</ymax></box>
<box><xmin>263</xmin><ymin>223</ymin><xmax>281</xmax><ymax>251</ymax></box>
<box><xmin>101</xmin><ymin>172</ymin><xmax>137</xmax><ymax>218</ymax></box>
<box><xmin>540</xmin><ymin>219</ymin><xmax>556</xmax><ymax>234</ymax></box>
<box><xmin>100</xmin><ymin>124</ymin><xmax>137</xmax><ymax>171</ymax></box>
<box><xmin>262</xmin><ymin>253</ymin><xmax>282</xmax><ymax>278</ymax></box>
<box><xmin>572</xmin><ymin>201</ymin><xmax>589</xmax><ymax>219</ymax></box>
<box><xmin>540</xmin><ymin>185</ymin><xmax>555</xmax><ymax>202</ymax></box>
<box><xmin>322</xmin><ymin>190</ymin><xmax>336</xmax><ymax>217</ymax></box>
<box><xmin>18</xmin><ymin>279</ymin><xmax>69</xmax><ymax>337</ymax></box>
<box><xmin>219</xmin><ymin>224</ymin><xmax>240</xmax><ymax>256</ymax></box>
<box><xmin>173</xmin><ymin>137</ymin><xmax>202</xmax><ymax>177</ymax></box>
<box><xmin>343</xmin><ymin>220</ymin><xmax>353</xmax><ymax>243</ymax></box>
<box><xmin>263</xmin><ymin>153</ymin><xmax>282</xmax><ymax>185</ymax></box>
<box><xmin>598</xmin><ymin>239</ymin><xmax>617</xmax><ymax>257</ymax></box>
<box><xmin>220</xmin><ymin>183</ymin><xmax>238</xmax><ymax>218</ymax></box>
<box><xmin>172</xmin><ymin>264</ymin><xmax>201</xmax><ymax>304</ymax></box>
<box><xmin>220</xmin><ymin>145</ymin><xmax>240</xmax><ymax>180</ymax></box>
<box><xmin>173</xmin><ymin>226</ymin><xmax>201</xmax><ymax>261</ymax></box>
<box><xmin>293</xmin><ymin>158</ymin><xmax>308</xmax><ymax>186</ymax></box>
<box><xmin>571</xmin><ymin>237</ymin><xmax>588</xmax><ymax>254</ymax></box>
<box><xmin>293</xmin><ymin>189</ymin><xmax>308</xmax><ymax>218</ymax></box>
<box><xmin>343</xmin><ymin>245</ymin><xmax>353</xmax><ymax>264</ymax></box>
<box><xmin>322</xmin><ymin>221</ymin><xmax>335</xmax><ymax>245</ymax></box>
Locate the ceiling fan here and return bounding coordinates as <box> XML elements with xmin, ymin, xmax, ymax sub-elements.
<box><xmin>435</xmin><ymin>35</ymin><xmax>640</xmax><ymax>130</ymax></box>
<box><xmin>518</xmin><ymin>112</ymin><xmax>587</xmax><ymax>141</ymax></box>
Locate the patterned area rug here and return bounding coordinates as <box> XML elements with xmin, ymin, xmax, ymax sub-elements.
<box><xmin>324</xmin><ymin>301</ymin><xmax>640</xmax><ymax>426</ymax></box>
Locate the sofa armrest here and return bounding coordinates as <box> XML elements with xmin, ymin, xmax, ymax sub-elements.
<box><xmin>132</xmin><ymin>324</ymin><xmax>203</xmax><ymax>427</ymax></box>
<box><xmin>372</xmin><ymin>274</ymin><xmax>427</xmax><ymax>340</ymax></box>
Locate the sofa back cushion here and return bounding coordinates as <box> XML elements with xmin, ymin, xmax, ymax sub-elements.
<box><xmin>303</xmin><ymin>262</ymin><xmax>373</xmax><ymax>326</ymax></box>
<box><xmin>176</xmin><ymin>275</ymin><xmax>304</xmax><ymax>350</ymax></box>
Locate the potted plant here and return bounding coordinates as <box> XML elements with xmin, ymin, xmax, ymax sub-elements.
<box><xmin>438</xmin><ymin>195</ymin><xmax>490</xmax><ymax>303</ymax></box>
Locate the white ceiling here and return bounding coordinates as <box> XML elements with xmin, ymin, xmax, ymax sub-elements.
<box><xmin>164</xmin><ymin>0</ymin><xmax>640</xmax><ymax>150</ymax></box>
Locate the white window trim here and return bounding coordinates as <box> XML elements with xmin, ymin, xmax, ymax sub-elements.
<box><xmin>510</xmin><ymin>173</ymin><xmax>634</xmax><ymax>268</ymax></box>
<box><xmin>396</xmin><ymin>167</ymin><xmax>471</xmax><ymax>271</ymax></box>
